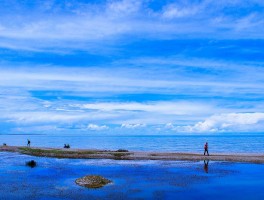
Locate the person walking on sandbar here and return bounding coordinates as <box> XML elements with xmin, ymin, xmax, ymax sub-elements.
<box><xmin>204</xmin><ymin>142</ymin><xmax>209</xmax><ymax>156</ymax></box>
<box><xmin>27</xmin><ymin>139</ymin><xmax>31</xmax><ymax>147</ymax></box>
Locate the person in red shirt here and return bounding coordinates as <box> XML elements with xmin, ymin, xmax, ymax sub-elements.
<box><xmin>204</xmin><ymin>142</ymin><xmax>209</xmax><ymax>156</ymax></box>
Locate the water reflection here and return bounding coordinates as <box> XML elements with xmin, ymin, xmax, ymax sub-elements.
<box><xmin>1</xmin><ymin>152</ymin><xmax>264</xmax><ymax>200</ymax></box>
<box><xmin>204</xmin><ymin>160</ymin><xmax>209</xmax><ymax>173</ymax></box>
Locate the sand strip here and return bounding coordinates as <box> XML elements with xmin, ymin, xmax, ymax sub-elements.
<box><xmin>1</xmin><ymin>145</ymin><xmax>264</xmax><ymax>163</ymax></box>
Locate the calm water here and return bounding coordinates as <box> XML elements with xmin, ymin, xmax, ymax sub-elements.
<box><xmin>0</xmin><ymin>152</ymin><xmax>264</xmax><ymax>200</ymax></box>
<box><xmin>1</xmin><ymin>134</ymin><xmax>264</xmax><ymax>153</ymax></box>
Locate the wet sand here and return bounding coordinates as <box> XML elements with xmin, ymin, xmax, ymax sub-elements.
<box><xmin>1</xmin><ymin>145</ymin><xmax>264</xmax><ymax>163</ymax></box>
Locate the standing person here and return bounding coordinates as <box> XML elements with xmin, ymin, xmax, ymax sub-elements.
<box><xmin>27</xmin><ymin>139</ymin><xmax>31</xmax><ymax>147</ymax></box>
<box><xmin>204</xmin><ymin>142</ymin><xmax>209</xmax><ymax>156</ymax></box>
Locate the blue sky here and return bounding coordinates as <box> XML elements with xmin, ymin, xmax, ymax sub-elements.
<box><xmin>0</xmin><ymin>0</ymin><xmax>264</xmax><ymax>134</ymax></box>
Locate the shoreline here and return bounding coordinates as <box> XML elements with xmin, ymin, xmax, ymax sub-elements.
<box><xmin>1</xmin><ymin>145</ymin><xmax>264</xmax><ymax>163</ymax></box>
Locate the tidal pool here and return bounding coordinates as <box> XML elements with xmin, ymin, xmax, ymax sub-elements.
<box><xmin>0</xmin><ymin>152</ymin><xmax>263</xmax><ymax>200</ymax></box>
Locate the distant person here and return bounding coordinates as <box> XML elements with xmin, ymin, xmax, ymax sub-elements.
<box><xmin>204</xmin><ymin>160</ymin><xmax>209</xmax><ymax>173</ymax></box>
<box><xmin>27</xmin><ymin>139</ymin><xmax>31</xmax><ymax>147</ymax></box>
<box><xmin>204</xmin><ymin>142</ymin><xmax>209</xmax><ymax>156</ymax></box>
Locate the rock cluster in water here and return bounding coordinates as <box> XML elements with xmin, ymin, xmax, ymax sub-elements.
<box><xmin>75</xmin><ymin>175</ymin><xmax>112</xmax><ymax>188</ymax></box>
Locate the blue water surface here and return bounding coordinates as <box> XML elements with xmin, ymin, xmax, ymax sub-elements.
<box><xmin>1</xmin><ymin>134</ymin><xmax>264</xmax><ymax>153</ymax></box>
<box><xmin>0</xmin><ymin>152</ymin><xmax>264</xmax><ymax>200</ymax></box>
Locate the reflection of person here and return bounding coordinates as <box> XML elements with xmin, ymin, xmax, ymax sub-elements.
<box><xmin>204</xmin><ymin>160</ymin><xmax>209</xmax><ymax>173</ymax></box>
<box><xmin>27</xmin><ymin>139</ymin><xmax>31</xmax><ymax>147</ymax></box>
<box><xmin>204</xmin><ymin>142</ymin><xmax>209</xmax><ymax>156</ymax></box>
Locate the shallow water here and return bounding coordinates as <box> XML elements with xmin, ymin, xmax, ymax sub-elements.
<box><xmin>0</xmin><ymin>152</ymin><xmax>264</xmax><ymax>200</ymax></box>
<box><xmin>1</xmin><ymin>134</ymin><xmax>264</xmax><ymax>153</ymax></box>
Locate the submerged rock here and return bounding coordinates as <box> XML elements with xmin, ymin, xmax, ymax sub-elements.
<box><xmin>26</xmin><ymin>160</ymin><xmax>37</xmax><ymax>168</ymax></box>
<box><xmin>75</xmin><ymin>175</ymin><xmax>112</xmax><ymax>188</ymax></box>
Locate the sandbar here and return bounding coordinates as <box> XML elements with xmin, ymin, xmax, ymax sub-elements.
<box><xmin>1</xmin><ymin>145</ymin><xmax>264</xmax><ymax>163</ymax></box>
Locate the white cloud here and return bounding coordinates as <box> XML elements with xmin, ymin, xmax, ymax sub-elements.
<box><xmin>6</xmin><ymin>112</ymin><xmax>90</xmax><ymax>123</ymax></box>
<box><xmin>79</xmin><ymin>101</ymin><xmax>215</xmax><ymax>115</ymax></box>
<box><xmin>14</xmin><ymin>125</ymin><xmax>60</xmax><ymax>132</ymax></box>
<box><xmin>87</xmin><ymin>124</ymin><xmax>109</xmax><ymax>131</ymax></box>
<box><xmin>0</xmin><ymin>0</ymin><xmax>263</xmax><ymax>51</ymax></box>
<box><xmin>121</xmin><ymin>123</ymin><xmax>146</xmax><ymax>129</ymax></box>
<box><xmin>162</xmin><ymin>4</ymin><xmax>199</xmax><ymax>19</ymax></box>
<box><xmin>0</xmin><ymin>65</ymin><xmax>263</xmax><ymax>128</ymax></box>
<box><xmin>1</xmin><ymin>60</ymin><xmax>264</xmax><ymax>95</ymax></box>
<box><xmin>168</xmin><ymin>113</ymin><xmax>264</xmax><ymax>133</ymax></box>
<box><xmin>165</xmin><ymin>123</ymin><xmax>175</xmax><ymax>129</ymax></box>
<box><xmin>107</xmin><ymin>0</ymin><xmax>142</xmax><ymax>15</ymax></box>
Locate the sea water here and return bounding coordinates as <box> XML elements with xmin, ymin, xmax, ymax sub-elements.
<box><xmin>0</xmin><ymin>134</ymin><xmax>264</xmax><ymax>153</ymax></box>
<box><xmin>0</xmin><ymin>152</ymin><xmax>264</xmax><ymax>200</ymax></box>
